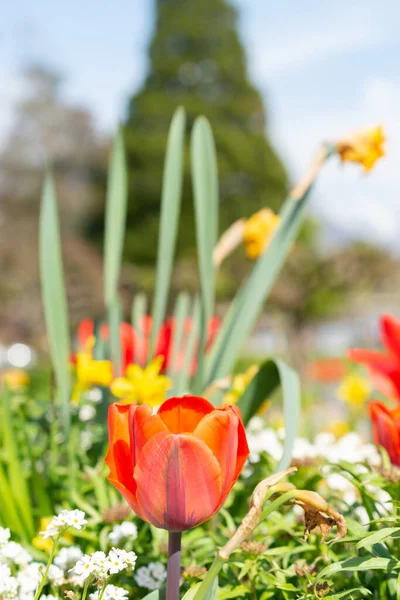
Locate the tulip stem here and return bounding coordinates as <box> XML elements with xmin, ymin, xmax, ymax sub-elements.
<box><xmin>166</xmin><ymin>531</ymin><xmax>182</xmax><ymax>600</ymax></box>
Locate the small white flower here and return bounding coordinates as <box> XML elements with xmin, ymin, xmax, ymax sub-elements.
<box><xmin>1</xmin><ymin>541</ymin><xmax>32</xmax><ymax>565</ymax></box>
<box><xmin>41</xmin><ymin>509</ymin><xmax>87</xmax><ymax>538</ymax></box>
<box><xmin>107</xmin><ymin>548</ymin><xmax>136</xmax><ymax>574</ymax></box>
<box><xmin>91</xmin><ymin>551</ymin><xmax>110</xmax><ymax>579</ymax></box>
<box><xmin>149</xmin><ymin>561</ymin><xmax>166</xmax><ymax>581</ymax></box>
<box><xmin>81</xmin><ymin>431</ymin><xmax>94</xmax><ymax>451</ymax></box>
<box><xmin>85</xmin><ymin>387</ymin><xmax>103</xmax><ymax>403</ymax></box>
<box><xmin>89</xmin><ymin>584</ymin><xmax>129</xmax><ymax>599</ymax></box>
<box><xmin>135</xmin><ymin>564</ymin><xmax>163</xmax><ymax>590</ymax></box>
<box><xmin>79</xmin><ymin>404</ymin><xmax>96</xmax><ymax>421</ymax></box>
<box><xmin>41</xmin><ymin>595</ymin><xmax>58</xmax><ymax>600</ymax></box>
<box><xmin>54</xmin><ymin>545</ymin><xmax>84</xmax><ymax>571</ymax></box>
<box><xmin>71</xmin><ymin>554</ymin><xmax>94</xmax><ymax>581</ymax></box>
<box><xmin>48</xmin><ymin>563</ymin><xmax>64</xmax><ymax>585</ymax></box>
<box><xmin>108</xmin><ymin>521</ymin><xmax>138</xmax><ymax>545</ymax></box>
<box><xmin>0</xmin><ymin>527</ymin><xmax>11</xmax><ymax>548</ymax></box>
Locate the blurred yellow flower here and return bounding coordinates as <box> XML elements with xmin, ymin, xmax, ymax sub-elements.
<box><xmin>1</xmin><ymin>369</ymin><xmax>30</xmax><ymax>390</ymax></box>
<box><xmin>32</xmin><ymin>518</ymin><xmax>72</xmax><ymax>553</ymax></box>
<box><xmin>223</xmin><ymin>365</ymin><xmax>259</xmax><ymax>404</ymax></box>
<box><xmin>337</xmin><ymin>125</ymin><xmax>385</xmax><ymax>172</ymax></box>
<box><xmin>326</xmin><ymin>420</ymin><xmax>350</xmax><ymax>439</ymax></box>
<box><xmin>111</xmin><ymin>356</ymin><xmax>171</xmax><ymax>406</ymax></box>
<box><xmin>337</xmin><ymin>374</ymin><xmax>371</xmax><ymax>406</ymax></box>
<box><xmin>243</xmin><ymin>208</ymin><xmax>280</xmax><ymax>260</ymax></box>
<box><xmin>72</xmin><ymin>336</ymin><xmax>113</xmax><ymax>404</ymax></box>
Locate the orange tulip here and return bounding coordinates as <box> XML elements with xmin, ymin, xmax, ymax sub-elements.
<box><xmin>105</xmin><ymin>395</ymin><xmax>249</xmax><ymax>531</ymax></box>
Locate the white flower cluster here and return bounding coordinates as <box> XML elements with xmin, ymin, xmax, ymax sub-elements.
<box><xmin>41</xmin><ymin>509</ymin><xmax>88</xmax><ymax>539</ymax></box>
<box><xmin>54</xmin><ymin>545</ymin><xmax>84</xmax><ymax>571</ymax></box>
<box><xmin>246</xmin><ymin>417</ymin><xmax>380</xmax><ymax>465</ymax></box>
<box><xmin>108</xmin><ymin>521</ymin><xmax>138</xmax><ymax>545</ymax></box>
<box><xmin>71</xmin><ymin>548</ymin><xmax>137</xmax><ymax>584</ymax></box>
<box><xmin>0</xmin><ymin>527</ymin><xmax>49</xmax><ymax>600</ymax></box>
<box><xmin>89</xmin><ymin>584</ymin><xmax>129</xmax><ymax>599</ymax></box>
<box><xmin>135</xmin><ymin>562</ymin><xmax>167</xmax><ymax>590</ymax></box>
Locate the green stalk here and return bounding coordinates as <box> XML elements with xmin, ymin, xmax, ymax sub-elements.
<box><xmin>33</xmin><ymin>538</ymin><xmax>59</xmax><ymax>600</ymax></box>
<box><xmin>192</xmin><ymin>555</ymin><xmax>224</xmax><ymax>600</ymax></box>
<box><xmin>81</xmin><ymin>577</ymin><xmax>92</xmax><ymax>600</ymax></box>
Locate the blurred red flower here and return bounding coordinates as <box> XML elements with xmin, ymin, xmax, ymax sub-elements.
<box><xmin>369</xmin><ymin>401</ymin><xmax>400</xmax><ymax>467</ymax></box>
<box><xmin>105</xmin><ymin>395</ymin><xmax>249</xmax><ymax>531</ymax></box>
<box><xmin>348</xmin><ymin>314</ymin><xmax>400</xmax><ymax>401</ymax></box>
<box><xmin>72</xmin><ymin>315</ymin><xmax>220</xmax><ymax>376</ymax></box>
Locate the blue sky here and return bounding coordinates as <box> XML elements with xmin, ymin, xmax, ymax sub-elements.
<box><xmin>1</xmin><ymin>0</ymin><xmax>400</xmax><ymax>250</ymax></box>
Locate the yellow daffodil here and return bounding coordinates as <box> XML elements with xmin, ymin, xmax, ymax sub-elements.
<box><xmin>223</xmin><ymin>365</ymin><xmax>259</xmax><ymax>404</ymax></box>
<box><xmin>337</xmin><ymin>374</ymin><xmax>371</xmax><ymax>406</ymax></box>
<box><xmin>243</xmin><ymin>208</ymin><xmax>280</xmax><ymax>260</ymax></box>
<box><xmin>111</xmin><ymin>356</ymin><xmax>172</xmax><ymax>406</ymax></box>
<box><xmin>72</xmin><ymin>336</ymin><xmax>113</xmax><ymax>404</ymax></box>
<box><xmin>1</xmin><ymin>369</ymin><xmax>30</xmax><ymax>390</ymax></box>
<box><xmin>326</xmin><ymin>420</ymin><xmax>350</xmax><ymax>439</ymax></box>
<box><xmin>337</xmin><ymin>125</ymin><xmax>385</xmax><ymax>172</ymax></box>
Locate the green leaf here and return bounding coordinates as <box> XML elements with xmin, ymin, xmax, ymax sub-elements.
<box><xmin>167</xmin><ymin>292</ymin><xmax>191</xmax><ymax>387</ymax></box>
<box><xmin>326</xmin><ymin>588</ymin><xmax>372</xmax><ymax>599</ymax></box>
<box><xmin>183</xmin><ymin>579</ymin><xmax>218</xmax><ymax>600</ymax></box>
<box><xmin>108</xmin><ymin>296</ymin><xmax>122</xmax><ymax>375</ymax></box>
<box><xmin>316</xmin><ymin>556</ymin><xmax>398</xmax><ymax>581</ymax></box>
<box><xmin>132</xmin><ymin>293</ymin><xmax>148</xmax><ymax>365</ymax></box>
<box><xmin>39</xmin><ymin>171</ymin><xmax>71</xmax><ymax>433</ymax></box>
<box><xmin>104</xmin><ymin>126</ymin><xmax>128</xmax><ymax>307</ymax></box>
<box><xmin>206</xmin><ymin>191</ymin><xmax>310</xmax><ymax>384</ymax></box>
<box><xmin>191</xmin><ymin>116</ymin><xmax>218</xmax><ymax>320</ymax></box>
<box><xmin>141</xmin><ymin>591</ymin><xmax>166</xmax><ymax>600</ymax></box>
<box><xmin>174</xmin><ymin>298</ymin><xmax>200</xmax><ymax>396</ymax></box>
<box><xmin>236</xmin><ymin>358</ymin><xmax>301</xmax><ymax>471</ymax></box>
<box><xmin>0</xmin><ymin>461</ymin><xmax>27</xmax><ymax>539</ymax></box>
<box><xmin>191</xmin><ymin>117</ymin><xmax>219</xmax><ymax>393</ymax></box>
<box><xmin>356</xmin><ymin>527</ymin><xmax>400</xmax><ymax>550</ymax></box>
<box><xmin>150</xmin><ymin>107</ymin><xmax>186</xmax><ymax>356</ymax></box>
<box><xmin>0</xmin><ymin>386</ymin><xmax>34</xmax><ymax>538</ymax></box>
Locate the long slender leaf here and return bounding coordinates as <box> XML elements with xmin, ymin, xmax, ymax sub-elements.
<box><xmin>108</xmin><ymin>296</ymin><xmax>122</xmax><ymax>375</ymax></box>
<box><xmin>236</xmin><ymin>358</ymin><xmax>301</xmax><ymax>471</ymax></box>
<box><xmin>39</xmin><ymin>171</ymin><xmax>71</xmax><ymax>432</ymax></box>
<box><xmin>316</xmin><ymin>556</ymin><xmax>398</xmax><ymax>581</ymax></box>
<box><xmin>150</xmin><ymin>107</ymin><xmax>186</xmax><ymax>356</ymax></box>
<box><xmin>103</xmin><ymin>126</ymin><xmax>128</xmax><ymax>307</ymax></box>
<box><xmin>174</xmin><ymin>298</ymin><xmax>200</xmax><ymax>396</ymax></box>
<box><xmin>191</xmin><ymin>117</ymin><xmax>219</xmax><ymax>393</ymax></box>
<box><xmin>206</xmin><ymin>191</ymin><xmax>310</xmax><ymax>384</ymax></box>
<box><xmin>132</xmin><ymin>293</ymin><xmax>148</xmax><ymax>366</ymax></box>
<box><xmin>183</xmin><ymin>578</ymin><xmax>218</xmax><ymax>600</ymax></box>
<box><xmin>167</xmin><ymin>292</ymin><xmax>191</xmax><ymax>391</ymax></box>
<box><xmin>0</xmin><ymin>461</ymin><xmax>26</xmax><ymax>538</ymax></box>
<box><xmin>0</xmin><ymin>386</ymin><xmax>34</xmax><ymax>538</ymax></box>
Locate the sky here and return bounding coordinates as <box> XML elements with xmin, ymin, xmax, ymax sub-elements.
<box><xmin>1</xmin><ymin>0</ymin><xmax>400</xmax><ymax>251</ymax></box>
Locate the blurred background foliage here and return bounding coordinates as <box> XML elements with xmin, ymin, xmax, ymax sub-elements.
<box><xmin>0</xmin><ymin>0</ymin><xmax>398</xmax><ymax>377</ymax></box>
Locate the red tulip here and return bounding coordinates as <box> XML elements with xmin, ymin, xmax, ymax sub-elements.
<box><xmin>105</xmin><ymin>395</ymin><xmax>249</xmax><ymax>531</ymax></box>
<box><xmin>73</xmin><ymin>315</ymin><xmax>220</xmax><ymax>376</ymax></box>
<box><xmin>369</xmin><ymin>401</ymin><xmax>400</xmax><ymax>467</ymax></box>
<box><xmin>348</xmin><ymin>314</ymin><xmax>400</xmax><ymax>401</ymax></box>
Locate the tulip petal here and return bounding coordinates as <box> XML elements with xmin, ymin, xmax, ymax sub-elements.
<box><xmin>381</xmin><ymin>314</ymin><xmax>400</xmax><ymax>358</ymax></box>
<box><xmin>129</xmin><ymin>404</ymin><xmax>169</xmax><ymax>467</ymax></box>
<box><xmin>158</xmin><ymin>395</ymin><xmax>215</xmax><ymax>434</ymax></box>
<box><xmin>134</xmin><ymin>432</ymin><xmax>222</xmax><ymax>530</ymax></box>
<box><xmin>369</xmin><ymin>401</ymin><xmax>400</xmax><ymax>466</ymax></box>
<box><xmin>77</xmin><ymin>318</ymin><xmax>94</xmax><ymax>348</ymax></box>
<box><xmin>216</xmin><ymin>405</ymin><xmax>250</xmax><ymax>486</ymax></box>
<box><xmin>106</xmin><ymin>403</ymin><xmax>147</xmax><ymax>519</ymax></box>
<box><xmin>193</xmin><ymin>409</ymin><xmax>238</xmax><ymax>499</ymax></box>
<box><xmin>348</xmin><ymin>348</ymin><xmax>400</xmax><ymax>399</ymax></box>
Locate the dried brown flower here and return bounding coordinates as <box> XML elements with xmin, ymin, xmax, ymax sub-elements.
<box><xmin>183</xmin><ymin>565</ymin><xmax>207</xmax><ymax>579</ymax></box>
<box><xmin>102</xmin><ymin>503</ymin><xmax>131</xmax><ymax>523</ymax></box>
<box><xmin>241</xmin><ymin>540</ymin><xmax>269</xmax><ymax>555</ymax></box>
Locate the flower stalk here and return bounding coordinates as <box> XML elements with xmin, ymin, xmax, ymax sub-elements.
<box><xmin>166</xmin><ymin>531</ymin><xmax>182</xmax><ymax>600</ymax></box>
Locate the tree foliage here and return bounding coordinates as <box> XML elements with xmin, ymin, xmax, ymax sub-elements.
<box><xmin>113</xmin><ymin>0</ymin><xmax>289</xmax><ymax>263</ymax></box>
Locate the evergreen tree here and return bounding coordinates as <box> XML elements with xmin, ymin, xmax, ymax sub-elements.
<box><xmin>124</xmin><ymin>0</ymin><xmax>289</xmax><ymax>263</ymax></box>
